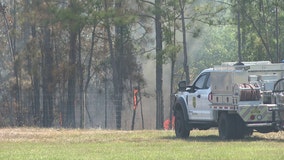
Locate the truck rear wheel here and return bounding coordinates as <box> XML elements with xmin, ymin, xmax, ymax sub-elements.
<box><xmin>232</xmin><ymin>114</ymin><xmax>246</xmax><ymax>139</ymax></box>
<box><xmin>218</xmin><ymin>113</ymin><xmax>235</xmax><ymax>140</ymax></box>
<box><xmin>175</xmin><ymin>110</ymin><xmax>189</xmax><ymax>139</ymax></box>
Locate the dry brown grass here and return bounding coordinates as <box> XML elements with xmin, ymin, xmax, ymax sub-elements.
<box><xmin>0</xmin><ymin>128</ymin><xmax>169</xmax><ymax>143</ymax></box>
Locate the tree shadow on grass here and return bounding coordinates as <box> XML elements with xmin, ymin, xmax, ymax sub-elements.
<box><xmin>244</xmin><ymin>135</ymin><xmax>284</xmax><ymax>142</ymax></box>
<box><xmin>161</xmin><ymin>134</ymin><xmax>284</xmax><ymax>143</ymax></box>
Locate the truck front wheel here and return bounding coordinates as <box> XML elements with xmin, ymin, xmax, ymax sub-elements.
<box><xmin>175</xmin><ymin>110</ymin><xmax>189</xmax><ymax>139</ymax></box>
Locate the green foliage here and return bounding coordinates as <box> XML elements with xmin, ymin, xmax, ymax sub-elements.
<box><xmin>113</xmin><ymin>15</ymin><xmax>137</xmax><ymax>26</ymax></box>
<box><xmin>230</xmin><ymin>0</ymin><xmax>284</xmax><ymax>62</ymax></box>
<box><xmin>163</xmin><ymin>44</ymin><xmax>181</xmax><ymax>63</ymax></box>
<box><xmin>187</xmin><ymin>0</ymin><xmax>284</xmax><ymax>78</ymax></box>
<box><xmin>190</xmin><ymin>25</ymin><xmax>237</xmax><ymax>77</ymax></box>
<box><xmin>190</xmin><ymin>0</ymin><xmax>228</xmax><ymax>26</ymax></box>
<box><xmin>55</xmin><ymin>1</ymin><xmax>87</xmax><ymax>32</ymax></box>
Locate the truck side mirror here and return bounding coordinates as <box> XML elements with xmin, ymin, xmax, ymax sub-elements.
<box><xmin>178</xmin><ymin>81</ymin><xmax>187</xmax><ymax>91</ymax></box>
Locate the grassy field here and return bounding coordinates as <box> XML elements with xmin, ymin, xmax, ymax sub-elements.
<box><xmin>0</xmin><ymin>128</ymin><xmax>284</xmax><ymax>160</ymax></box>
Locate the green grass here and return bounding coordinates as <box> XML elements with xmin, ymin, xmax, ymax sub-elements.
<box><xmin>0</xmin><ymin>128</ymin><xmax>284</xmax><ymax>160</ymax></box>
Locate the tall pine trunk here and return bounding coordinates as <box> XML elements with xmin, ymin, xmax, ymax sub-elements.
<box><xmin>42</xmin><ymin>27</ymin><xmax>54</xmax><ymax>127</ymax></box>
<box><xmin>104</xmin><ymin>0</ymin><xmax>115</xmax><ymax>128</ymax></box>
<box><xmin>10</xmin><ymin>0</ymin><xmax>22</xmax><ymax>126</ymax></box>
<box><xmin>179</xmin><ymin>0</ymin><xmax>190</xmax><ymax>84</ymax></box>
<box><xmin>65</xmin><ymin>31</ymin><xmax>77</xmax><ymax>128</ymax></box>
<box><xmin>113</xmin><ymin>1</ymin><xmax>124</xmax><ymax>130</ymax></box>
<box><xmin>32</xmin><ymin>23</ymin><xmax>41</xmax><ymax>126</ymax></box>
<box><xmin>155</xmin><ymin>0</ymin><xmax>164</xmax><ymax>129</ymax></box>
<box><xmin>78</xmin><ymin>30</ymin><xmax>84</xmax><ymax>129</ymax></box>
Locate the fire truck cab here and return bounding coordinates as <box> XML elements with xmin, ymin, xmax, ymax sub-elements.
<box><xmin>173</xmin><ymin>61</ymin><xmax>284</xmax><ymax>139</ymax></box>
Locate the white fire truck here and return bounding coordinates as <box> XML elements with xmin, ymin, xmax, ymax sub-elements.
<box><xmin>173</xmin><ymin>61</ymin><xmax>284</xmax><ymax>139</ymax></box>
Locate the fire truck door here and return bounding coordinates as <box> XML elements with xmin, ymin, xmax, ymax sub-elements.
<box><xmin>187</xmin><ymin>72</ymin><xmax>214</xmax><ymax>121</ymax></box>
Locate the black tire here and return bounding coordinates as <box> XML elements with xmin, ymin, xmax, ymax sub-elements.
<box><xmin>233</xmin><ymin>114</ymin><xmax>246</xmax><ymax>139</ymax></box>
<box><xmin>218</xmin><ymin>113</ymin><xmax>235</xmax><ymax>140</ymax></box>
<box><xmin>175</xmin><ymin>109</ymin><xmax>189</xmax><ymax>139</ymax></box>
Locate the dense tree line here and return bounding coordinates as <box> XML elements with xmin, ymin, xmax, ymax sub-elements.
<box><xmin>0</xmin><ymin>0</ymin><xmax>283</xmax><ymax>129</ymax></box>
